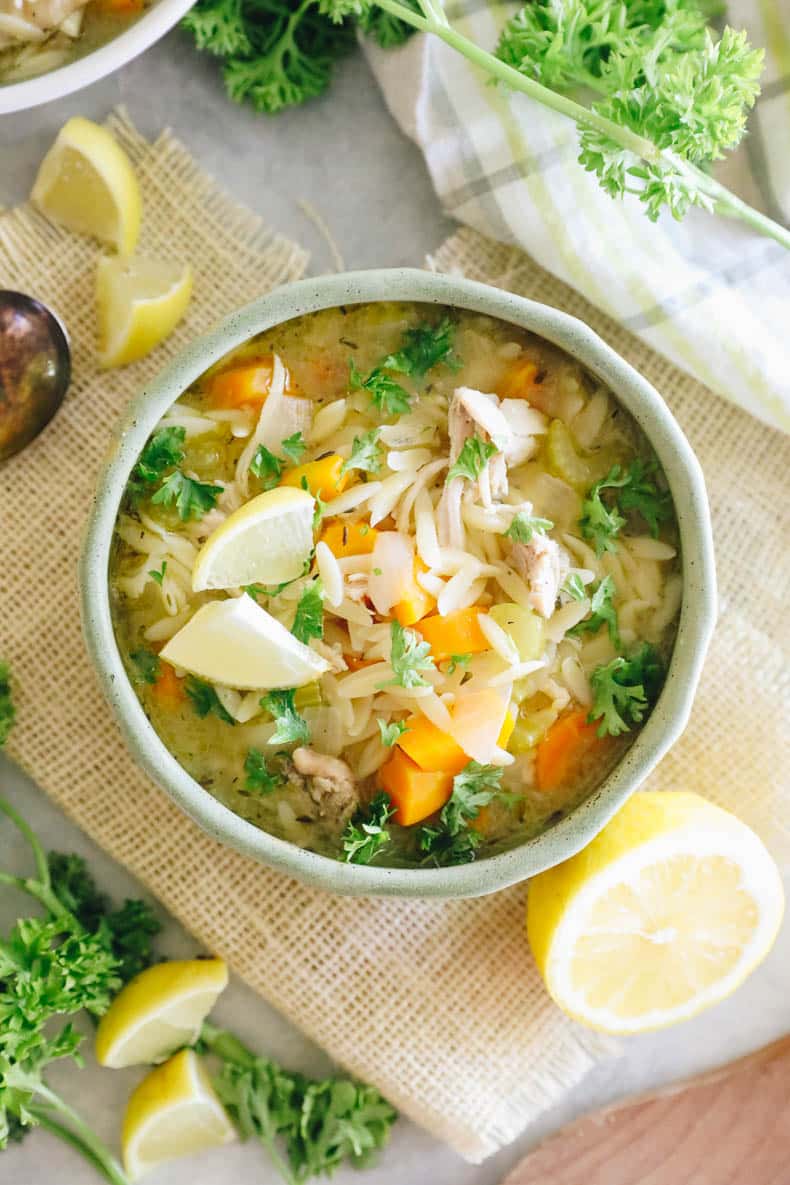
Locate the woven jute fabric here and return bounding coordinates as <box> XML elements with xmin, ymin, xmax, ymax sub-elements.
<box><xmin>1</xmin><ymin>112</ymin><xmax>788</xmax><ymax>1163</ymax></box>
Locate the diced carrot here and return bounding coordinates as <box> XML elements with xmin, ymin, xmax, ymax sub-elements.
<box><xmin>392</xmin><ymin>559</ymin><xmax>436</xmax><ymax>627</ymax></box>
<box><xmin>319</xmin><ymin>519</ymin><xmax>378</xmax><ymax>558</ymax></box>
<box><xmin>414</xmin><ymin>607</ymin><xmax>490</xmax><ymax>664</ymax></box>
<box><xmin>94</xmin><ymin>0</ymin><xmax>143</xmax><ymax>10</ymax></box>
<box><xmin>281</xmin><ymin>455</ymin><xmax>350</xmax><ymax>502</ymax></box>
<box><xmin>208</xmin><ymin>358</ymin><xmax>275</xmax><ymax>409</ymax></box>
<box><xmin>344</xmin><ymin>655</ymin><xmax>378</xmax><ymax>672</ymax></box>
<box><xmin>498</xmin><ymin>710</ymin><xmax>516</xmax><ymax>750</ymax></box>
<box><xmin>496</xmin><ymin>357</ymin><xmax>542</xmax><ymax>401</ymax></box>
<box><xmin>534</xmin><ymin>709</ymin><xmax>601</xmax><ymax>792</ymax></box>
<box><xmin>151</xmin><ymin>662</ymin><xmax>185</xmax><ymax>708</ymax></box>
<box><xmin>379</xmin><ymin>748</ymin><xmax>453</xmax><ymax>827</ymax></box>
<box><xmin>397</xmin><ymin>715</ymin><xmax>468</xmax><ymax>776</ymax></box>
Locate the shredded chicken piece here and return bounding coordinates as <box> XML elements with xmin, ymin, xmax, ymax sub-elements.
<box><xmin>510</xmin><ymin>534</ymin><xmax>568</xmax><ymax>619</ymax></box>
<box><xmin>292</xmin><ymin>747</ymin><xmax>358</xmax><ymax>824</ymax></box>
<box><xmin>439</xmin><ymin>387</ymin><xmax>513</xmax><ymax>545</ymax></box>
<box><xmin>0</xmin><ymin>0</ymin><xmax>87</xmax><ymax>35</ymax></box>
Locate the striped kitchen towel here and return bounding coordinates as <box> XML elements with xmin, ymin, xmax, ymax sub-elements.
<box><xmin>365</xmin><ymin>0</ymin><xmax>790</xmax><ymax>433</ymax></box>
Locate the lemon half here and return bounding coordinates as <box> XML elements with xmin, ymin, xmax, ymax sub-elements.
<box><xmin>528</xmin><ymin>792</ymin><xmax>784</xmax><ymax>1034</ymax></box>
<box><xmin>95</xmin><ymin>958</ymin><xmax>228</xmax><ymax>1069</ymax></box>
<box><xmin>122</xmin><ymin>1049</ymin><xmax>236</xmax><ymax>1181</ymax></box>
<box><xmin>192</xmin><ymin>487</ymin><xmax>315</xmax><ymax>592</ymax></box>
<box><xmin>31</xmin><ymin>116</ymin><xmax>142</xmax><ymax>254</ymax></box>
<box><xmin>96</xmin><ymin>255</ymin><xmax>193</xmax><ymax>368</ymax></box>
<box><xmin>160</xmin><ymin>593</ymin><xmax>329</xmax><ymax>690</ymax></box>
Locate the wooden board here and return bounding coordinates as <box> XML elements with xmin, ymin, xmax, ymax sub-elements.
<box><xmin>503</xmin><ymin>1037</ymin><xmax>790</xmax><ymax>1185</ymax></box>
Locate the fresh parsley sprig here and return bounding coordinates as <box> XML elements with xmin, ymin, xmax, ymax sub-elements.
<box><xmin>341</xmin><ymin>792</ymin><xmax>396</xmax><ymax>864</ymax></box>
<box><xmin>244</xmin><ymin>748</ymin><xmax>285</xmax><ymax>794</ymax></box>
<box><xmin>152</xmin><ymin>471</ymin><xmax>223</xmax><ymax>521</ymax></box>
<box><xmin>130</xmin><ymin>648</ymin><xmax>161</xmax><ymax>686</ymax></box>
<box><xmin>260</xmin><ymin>689</ymin><xmax>310</xmax><ymax>745</ymax></box>
<box><xmin>417</xmin><ymin>761</ymin><xmax>503</xmax><ymax>866</ymax></box>
<box><xmin>291</xmin><ymin>579</ymin><xmax>325</xmax><ymax>645</ymax></box>
<box><xmin>588</xmin><ymin>643</ymin><xmax>664</xmax><ymax>736</ymax></box>
<box><xmin>504</xmin><ymin>509</ymin><xmax>554</xmax><ymax>544</ymax></box>
<box><xmin>580</xmin><ymin>459</ymin><xmax>672</xmax><ymax>554</ymax></box>
<box><xmin>349</xmin><ymin>360</ymin><xmax>412</xmax><ymax>416</ymax></box>
<box><xmin>252</xmin><ymin>432</ymin><xmax>309</xmax><ymax>488</ymax></box>
<box><xmin>569</xmin><ymin>575</ymin><xmax>620</xmax><ymax>647</ymax></box>
<box><xmin>185</xmin><ymin>676</ymin><xmax>236</xmax><ymax>724</ymax></box>
<box><xmin>381</xmin><ymin>315</ymin><xmax>460</xmax><ymax>378</ymax></box>
<box><xmin>129</xmin><ymin>427</ymin><xmax>185</xmax><ymax>497</ymax></box>
<box><xmin>386</xmin><ymin>621</ymin><xmax>435</xmax><ymax>689</ymax></box>
<box><xmin>445</xmin><ymin>434</ymin><xmax>498</xmax><ymax>485</ymax></box>
<box><xmin>341</xmin><ymin>428</ymin><xmax>384</xmax><ymax>476</ymax></box>
<box><xmin>377</xmin><ymin>718</ymin><xmax>408</xmax><ymax>746</ymax></box>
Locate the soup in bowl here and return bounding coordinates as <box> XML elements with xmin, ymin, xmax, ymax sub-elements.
<box><xmin>82</xmin><ymin>271</ymin><xmax>715</xmax><ymax>897</ymax></box>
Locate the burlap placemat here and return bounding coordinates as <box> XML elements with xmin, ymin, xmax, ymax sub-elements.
<box><xmin>1</xmin><ymin>111</ymin><xmax>788</xmax><ymax>1163</ymax></box>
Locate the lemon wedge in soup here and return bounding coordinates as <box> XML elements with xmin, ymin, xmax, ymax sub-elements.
<box><xmin>160</xmin><ymin>595</ymin><xmax>329</xmax><ymax>690</ymax></box>
<box><xmin>192</xmin><ymin>486</ymin><xmax>314</xmax><ymax>592</ymax></box>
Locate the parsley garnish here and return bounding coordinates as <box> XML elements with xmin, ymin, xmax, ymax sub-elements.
<box><xmin>580</xmin><ymin>459</ymin><xmax>672</xmax><ymax>554</ymax></box>
<box><xmin>243</xmin><ymin>748</ymin><xmax>284</xmax><ymax>795</ymax></box>
<box><xmin>185</xmin><ymin>676</ymin><xmax>236</xmax><ymax>724</ymax></box>
<box><xmin>341</xmin><ymin>792</ymin><xmax>395</xmax><ymax>864</ymax></box>
<box><xmin>349</xmin><ymin>360</ymin><xmax>412</xmax><ymax>416</ymax></box>
<box><xmin>260</xmin><ymin>689</ymin><xmax>310</xmax><ymax>745</ymax></box>
<box><xmin>387</xmin><ymin>620</ymin><xmax>435</xmax><ymax>689</ymax></box>
<box><xmin>377</xmin><ymin>718</ymin><xmax>408</xmax><ymax>747</ymax></box>
<box><xmin>569</xmin><ymin>575</ymin><xmax>620</xmax><ymax>647</ymax></box>
<box><xmin>130</xmin><ymin>648</ymin><xmax>161</xmax><ymax>686</ymax></box>
<box><xmin>417</xmin><ymin>761</ymin><xmax>503</xmax><ymax>867</ymax></box>
<box><xmin>504</xmin><ymin>510</ymin><xmax>554</xmax><ymax>544</ymax></box>
<box><xmin>250</xmin><ymin>444</ymin><xmax>283</xmax><ymax>489</ymax></box>
<box><xmin>300</xmin><ymin>474</ymin><xmax>327</xmax><ymax>528</ymax></box>
<box><xmin>130</xmin><ymin>426</ymin><xmax>185</xmax><ymax>492</ymax></box>
<box><xmin>562</xmin><ymin>573</ymin><xmax>587</xmax><ymax>601</ymax></box>
<box><xmin>291</xmin><ymin>579</ymin><xmax>324</xmax><ymax>645</ymax></box>
<box><xmin>0</xmin><ymin>660</ymin><xmax>15</xmax><ymax>747</ymax></box>
<box><xmin>148</xmin><ymin>560</ymin><xmax>167</xmax><ymax>585</ymax></box>
<box><xmin>280</xmin><ymin>431</ymin><xmax>307</xmax><ymax>465</ymax></box>
<box><xmin>588</xmin><ymin>643</ymin><xmax>664</xmax><ymax>737</ymax></box>
<box><xmin>446</xmin><ymin>653</ymin><xmax>472</xmax><ymax>675</ymax></box>
<box><xmin>445</xmin><ymin>434</ymin><xmax>498</xmax><ymax>484</ymax></box>
<box><xmin>341</xmin><ymin>428</ymin><xmax>383</xmax><ymax>476</ymax></box>
<box><xmin>382</xmin><ymin>316</ymin><xmax>460</xmax><ymax>378</ymax></box>
<box><xmin>152</xmin><ymin>471</ymin><xmax>222</xmax><ymax>521</ymax></box>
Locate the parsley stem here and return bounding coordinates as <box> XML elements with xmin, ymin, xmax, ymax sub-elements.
<box><xmin>32</xmin><ymin>1090</ymin><xmax>129</xmax><ymax>1185</ymax></box>
<box><xmin>0</xmin><ymin>794</ymin><xmax>51</xmax><ymax>888</ymax></box>
<box><xmin>376</xmin><ymin>0</ymin><xmax>790</xmax><ymax>249</ymax></box>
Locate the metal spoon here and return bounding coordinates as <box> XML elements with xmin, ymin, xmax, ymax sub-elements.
<box><xmin>0</xmin><ymin>290</ymin><xmax>71</xmax><ymax>462</ymax></box>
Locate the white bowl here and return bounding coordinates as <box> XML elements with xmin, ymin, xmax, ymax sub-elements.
<box><xmin>0</xmin><ymin>0</ymin><xmax>194</xmax><ymax>114</ymax></box>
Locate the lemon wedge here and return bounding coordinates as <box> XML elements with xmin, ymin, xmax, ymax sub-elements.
<box><xmin>122</xmin><ymin>1049</ymin><xmax>236</xmax><ymax>1181</ymax></box>
<box><xmin>96</xmin><ymin>255</ymin><xmax>193</xmax><ymax>369</ymax></box>
<box><xmin>160</xmin><ymin>594</ymin><xmax>329</xmax><ymax>690</ymax></box>
<box><xmin>527</xmin><ymin>792</ymin><xmax>784</xmax><ymax>1035</ymax></box>
<box><xmin>192</xmin><ymin>487</ymin><xmax>315</xmax><ymax>592</ymax></box>
<box><xmin>31</xmin><ymin>116</ymin><xmax>142</xmax><ymax>254</ymax></box>
<box><xmin>95</xmin><ymin>958</ymin><xmax>228</xmax><ymax>1069</ymax></box>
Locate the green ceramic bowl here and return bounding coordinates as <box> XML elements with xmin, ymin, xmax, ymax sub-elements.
<box><xmin>81</xmin><ymin>269</ymin><xmax>716</xmax><ymax>899</ymax></box>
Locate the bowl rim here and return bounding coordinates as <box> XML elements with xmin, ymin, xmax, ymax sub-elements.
<box><xmin>0</xmin><ymin>0</ymin><xmax>195</xmax><ymax>114</ymax></box>
<box><xmin>80</xmin><ymin>268</ymin><xmax>717</xmax><ymax>899</ymax></box>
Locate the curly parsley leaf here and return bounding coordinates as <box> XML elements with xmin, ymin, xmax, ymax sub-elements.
<box><xmin>588</xmin><ymin>643</ymin><xmax>664</xmax><ymax>737</ymax></box>
<box><xmin>260</xmin><ymin>689</ymin><xmax>310</xmax><ymax>745</ymax></box>
<box><xmin>0</xmin><ymin>660</ymin><xmax>15</xmax><ymax>747</ymax></box>
<box><xmin>569</xmin><ymin>575</ymin><xmax>620</xmax><ymax>647</ymax></box>
<box><xmin>291</xmin><ymin>579</ymin><xmax>324</xmax><ymax>645</ymax></box>
<box><xmin>130</xmin><ymin>648</ymin><xmax>161</xmax><ymax>686</ymax></box>
<box><xmin>417</xmin><ymin>761</ymin><xmax>503</xmax><ymax>866</ymax></box>
<box><xmin>579</xmin><ymin>465</ymin><xmax>630</xmax><ymax>554</ymax></box>
<box><xmin>445</xmin><ymin>434</ymin><xmax>498</xmax><ymax>485</ymax></box>
<box><xmin>616</xmin><ymin>458</ymin><xmax>673</xmax><ymax>537</ymax></box>
<box><xmin>280</xmin><ymin>431</ymin><xmax>308</xmax><ymax>466</ymax></box>
<box><xmin>357</xmin><ymin>0</ymin><xmax>418</xmax><ymax>48</ymax></box>
<box><xmin>251</xmin><ymin>444</ymin><xmax>283</xmax><ymax>489</ymax></box>
<box><xmin>131</xmin><ymin>426</ymin><xmax>186</xmax><ymax>491</ymax></box>
<box><xmin>562</xmin><ymin>572</ymin><xmax>587</xmax><ymax>601</ymax></box>
<box><xmin>377</xmin><ymin>718</ymin><xmax>408</xmax><ymax>747</ymax></box>
<box><xmin>580</xmin><ymin>459</ymin><xmax>672</xmax><ymax>553</ymax></box>
<box><xmin>504</xmin><ymin>509</ymin><xmax>554</xmax><ymax>544</ymax></box>
<box><xmin>382</xmin><ymin>316</ymin><xmax>460</xmax><ymax>378</ymax></box>
<box><xmin>185</xmin><ymin>676</ymin><xmax>236</xmax><ymax>724</ymax></box>
<box><xmin>201</xmin><ymin>1024</ymin><xmax>397</xmax><ymax>1180</ymax></box>
<box><xmin>342</xmin><ymin>792</ymin><xmax>395</xmax><ymax>864</ymax></box>
<box><xmin>446</xmin><ymin>653</ymin><xmax>472</xmax><ymax>675</ymax></box>
<box><xmin>387</xmin><ymin>621</ymin><xmax>435</xmax><ymax>690</ymax></box>
<box><xmin>350</xmin><ymin>360</ymin><xmax>412</xmax><ymax>417</ymax></box>
<box><xmin>244</xmin><ymin>748</ymin><xmax>284</xmax><ymax>795</ymax></box>
<box><xmin>341</xmin><ymin>428</ymin><xmax>383</xmax><ymax>476</ymax></box>
<box><xmin>152</xmin><ymin>471</ymin><xmax>222</xmax><ymax>521</ymax></box>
